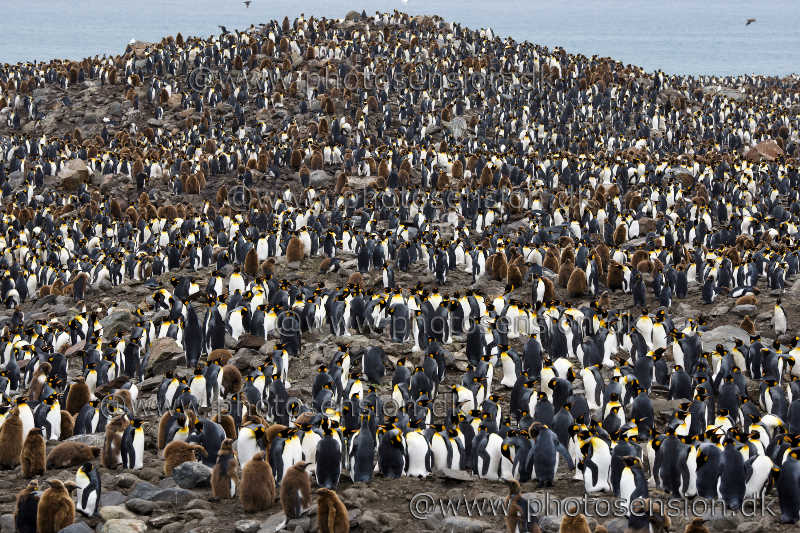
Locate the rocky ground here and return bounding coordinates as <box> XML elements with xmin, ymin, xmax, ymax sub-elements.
<box><xmin>1</xmin><ymin>9</ymin><xmax>800</xmax><ymax>533</ymax></box>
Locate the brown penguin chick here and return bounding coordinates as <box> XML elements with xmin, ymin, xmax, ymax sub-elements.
<box><xmin>684</xmin><ymin>518</ymin><xmax>709</xmax><ymax>533</ymax></box>
<box><xmin>65</xmin><ymin>378</ymin><xmax>90</xmax><ymax>415</ymax></box>
<box><xmin>214</xmin><ymin>413</ymin><xmax>237</xmax><ymax>439</ymax></box>
<box><xmin>29</xmin><ymin>362</ymin><xmax>52</xmax><ymax>402</ymax></box>
<box><xmin>15</xmin><ymin>479</ymin><xmax>40</xmax><ymax>533</ymax></box>
<box><xmin>636</xmin><ymin>259</ymin><xmax>654</xmax><ymax>273</ymax></box>
<box><xmin>60</xmin><ymin>411</ymin><xmax>75</xmax><ymax>440</ymax></box>
<box><xmin>735</xmin><ymin>293</ymin><xmax>758</xmax><ymax>306</ymax></box>
<box><xmin>626</xmin><ymin>499</ymin><xmax>670</xmax><ymax>533</ymax></box>
<box><xmin>157</xmin><ymin>411</ymin><xmax>173</xmax><ymax>452</ymax></box>
<box><xmin>260</xmin><ymin>258</ymin><xmax>277</xmax><ymax>277</ymax></box>
<box><xmin>506</xmin><ymin>264</ymin><xmax>523</xmax><ymax>287</ymax></box>
<box><xmin>347</xmin><ymin>272</ymin><xmax>364</xmax><ymax>288</ymax></box>
<box><xmin>286</xmin><ymin>236</ymin><xmax>305</xmax><ymax>262</ymax></box>
<box><xmin>541</xmin><ymin>277</ymin><xmax>555</xmax><ymax>302</ymax></box>
<box><xmin>316</xmin><ymin>488</ymin><xmax>349</xmax><ymax>533</ymax></box>
<box><xmin>46</xmin><ymin>442</ymin><xmax>100</xmax><ymax>469</ymax></box>
<box><xmin>310</xmin><ymin>151</ymin><xmax>323</xmax><ymax>170</ymax></box>
<box><xmin>163</xmin><ymin>441</ymin><xmax>207</xmax><ymax>476</ymax></box>
<box><xmin>290</xmin><ymin>149</ymin><xmax>303</xmax><ymax>170</ymax></box>
<box><xmin>606</xmin><ymin>261</ymin><xmax>625</xmax><ymax>291</ymax></box>
<box><xmin>281</xmin><ymin>461</ymin><xmax>311</xmax><ymax>518</ymax></box>
<box><xmin>20</xmin><ymin>427</ymin><xmax>46</xmax><ymax>477</ymax></box>
<box><xmin>298</xmin><ymin>165</ymin><xmax>310</xmax><ymax>185</ymax></box>
<box><xmin>492</xmin><ymin>252</ymin><xmax>508</xmax><ymax>281</ymax></box>
<box><xmin>567</xmin><ymin>268</ymin><xmax>588</xmax><ymax>297</ymax></box>
<box><xmin>102</xmin><ymin>414</ymin><xmax>129</xmax><ymax>468</ymax></box>
<box><xmin>630</xmin><ymin>249</ymin><xmax>649</xmax><ymax>267</ymax></box>
<box><xmin>613</xmin><ymin>224</ymin><xmax>628</xmax><ymax>246</ymax></box>
<box><xmin>334</xmin><ymin>172</ymin><xmax>348</xmax><ymax>194</ymax></box>
<box><xmin>319</xmin><ymin>257</ymin><xmax>332</xmax><ymax>273</ymax></box>
<box><xmin>542</xmin><ymin>249</ymin><xmax>560</xmax><ymax>273</ymax></box>
<box><xmin>557</xmin><ymin>263</ymin><xmax>574</xmax><ymax>288</ymax></box>
<box><xmin>263</xmin><ymin>424</ymin><xmax>288</xmax><ymax>449</ymax></box>
<box><xmin>221</xmin><ymin>365</ymin><xmax>243</xmax><ymax>396</ymax></box>
<box><xmin>37</xmin><ymin>479</ymin><xmax>75</xmax><ymax>533</ymax></box>
<box><xmin>740</xmin><ymin>315</ymin><xmax>756</xmax><ymax>335</ymax></box>
<box><xmin>211</xmin><ymin>439</ymin><xmax>239</xmax><ymax>500</ymax></box>
<box><xmin>184</xmin><ymin>173</ymin><xmax>200</xmax><ymax>194</ymax></box>
<box><xmin>240</xmin><ymin>451</ymin><xmax>275</xmax><ymax>512</ymax></box>
<box><xmin>0</xmin><ymin>408</ymin><xmax>23</xmax><ymax>469</ymax></box>
<box><xmin>558</xmin><ymin>513</ymin><xmax>591</xmax><ymax>533</ymax></box>
<box><xmin>597</xmin><ymin>291</ymin><xmax>611</xmax><ymax>310</ymax></box>
<box><xmin>208</xmin><ymin>348</ymin><xmax>234</xmax><ymax>365</ymax></box>
<box><xmin>113</xmin><ymin>389</ymin><xmax>134</xmax><ymax>415</ymax></box>
<box><xmin>505</xmin><ymin>479</ymin><xmax>541</xmax><ymax>533</ymax></box>
<box><xmin>244</xmin><ymin>247</ymin><xmax>259</xmax><ymax>277</ymax></box>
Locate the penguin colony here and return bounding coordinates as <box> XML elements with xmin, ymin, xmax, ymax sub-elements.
<box><xmin>1</xmin><ymin>8</ymin><xmax>800</xmax><ymax>533</ymax></box>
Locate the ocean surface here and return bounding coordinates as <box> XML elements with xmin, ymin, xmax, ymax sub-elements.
<box><xmin>1</xmin><ymin>0</ymin><xmax>797</xmax><ymax>77</ymax></box>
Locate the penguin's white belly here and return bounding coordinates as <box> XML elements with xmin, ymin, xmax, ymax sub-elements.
<box><xmin>405</xmin><ymin>434</ymin><xmax>430</xmax><ymax>477</ymax></box>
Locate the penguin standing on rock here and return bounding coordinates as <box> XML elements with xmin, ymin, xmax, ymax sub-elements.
<box><xmin>121</xmin><ymin>418</ymin><xmax>146</xmax><ymax>470</ymax></box>
<box><xmin>315</xmin><ymin>422</ymin><xmax>342</xmax><ymax>489</ymax></box>
<box><xmin>211</xmin><ymin>438</ymin><xmax>239</xmax><ymax>500</ymax></box>
<box><xmin>240</xmin><ymin>451</ymin><xmax>275</xmax><ymax>513</ymax></box>
<box><xmin>75</xmin><ymin>462</ymin><xmax>101</xmax><ymax>516</ymax></box>
<box><xmin>281</xmin><ymin>461</ymin><xmax>312</xmax><ymax>519</ymax></box>
<box><xmin>37</xmin><ymin>479</ymin><xmax>75</xmax><ymax>533</ymax></box>
<box><xmin>315</xmin><ymin>488</ymin><xmax>350</xmax><ymax>533</ymax></box>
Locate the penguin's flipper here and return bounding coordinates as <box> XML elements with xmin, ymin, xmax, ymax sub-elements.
<box><xmin>556</xmin><ymin>442</ymin><xmax>575</xmax><ymax>470</ymax></box>
<box><xmin>629</xmin><ymin>482</ymin><xmax>648</xmax><ymax>503</ymax></box>
<box><xmin>585</xmin><ymin>458</ymin><xmax>599</xmax><ymax>487</ymax></box>
<box><xmin>479</xmin><ymin>450</ymin><xmax>491</xmax><ymax>476</ymax></box>
<box><xmin>81</xmin><ymin>481</ymin><xmax>95</xmax><ymax>510</ymax></box>
<box><xmin>679</xmin><ymin>460</ymin><xmax>691</xmax><ymax>496</ymax></box>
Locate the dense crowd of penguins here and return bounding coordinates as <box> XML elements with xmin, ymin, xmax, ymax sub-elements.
<box><xmin>2</xmin><ymin>8</ymin><xmax>800</xmax><ymax>533</ymax></box>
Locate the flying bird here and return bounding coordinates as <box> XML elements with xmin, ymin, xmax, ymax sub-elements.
<box><xmin>243</xmin><ymin>0</ymin><xmax>251</xmax><ymax>7</ymax></box>
<box><xmin>746</xmin><ymin>18</ymin><xmax>756</xmax><ymax>25</ymax></box>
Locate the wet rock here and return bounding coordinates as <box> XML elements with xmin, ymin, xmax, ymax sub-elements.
<box><xmin>236</xmin><ymin>333</ymin><xmax>266</xmax><ymax>350</ymax></box>
<box><xmin>602</xmin><ymin>518</ymin><xmax>627</xmax><ymax>533</ymax></box>
<box><xmin>60</xmin><ymin>159</ymin><xmax>89</xmax><ymax>190</ymax></box>
<box><xmin>161</xmin><ymin>524</ymin><xmax>185</xmax><ymax>533</ymax></box>
<box><xmin>285</xmin><ymin>517</ymin><xmax>310</xmax><ymax>531</ymax></box>
<box><xmin>442</xmin><ymin>516</ymin><xmax>492</xmax><ymax>532</ymax></box>
<box><xmin>116</xmin><ymin>473</ymin><xmax>139</xmax><ymax>489</ymax></box>
<box><xmin>100</xmin><ymin>519</ymin><xmax>147</xmax><ymax>533</ymax></box>
<box><xmin>435</xmin><ymin>468</ymin><xmax>474</xmax><ymax>481</ymax></box>
<box><xmin>147</xmin><ymin>514</ymin><xmax>180</xmax><ymax>528</ymax></box>
<box><xmin>147</xmin><ymin>487</ymin><xmax>195</xmax><ymax>506</ymax></box>
<box><xmin>99</xmin><ymin>505</ymin><xmax>137</xmax><ymax>521</ymax></box>
<box><xmin>235</xmin><ymin>520</ymin><xmax>262</xmax><ymax>533</ymax></box>
<box><xmin>172</xmin><ymin>461</ymin><xmax>212</xmax><ymax>489</ymax></box>
<box><xmin>184</xmin><ymin>498</ymin><xmax>211</xmax><ymax>510</ymax></box>
<box><xmin>358</xmin><ymin>510</ymin><xmax>381</xmax><ymax>533</ymax></box>
<box><xmin>58</xmin><ymin>523</ymin><xmax>94</xmax><ymax>533</ymax></box>
<box><xmin>700</xmin><ymin>325</ymin><xmax>750</xmax><ymax>350</ymax></box>
<box><xmin>101</xmin><ymin>310</ymin><xmax>135</xmax><ymax>337</ymax></box>
<box><xmin>146</xmin><ymin>337</ymin><xmax>185</xmax><ymax>376</ymax></box>
<box><xmin>128</xmin><ymin>481</ymin><xmax>158</xmax><ymax>500</ymax></box>
<box><xmin>100</xmin><ymin>491</ymin><xmax>128</xmax><ymax>507</ymax></box>
<box><xmin>309</xmin><ymin>170</ymin><xmax>332</xmax><ymax>186</ymax></box>
<box><xmin>731</xmin><ymin>304</ymin><xmax>757</xmax><ymax>317</ymax></box>
<box><xmin>125</xmin><ymin>498</ymin><xmax>155</xmax><ymax>515</ymax></box>
<box><xmin>736</xmin><ymin>521</ymin><xmax>766</xmax><ymax>533</ymax></box>
<box><xmin>260</xmin><ymin>512</ymin><xmax>287</xmax><ymax>532</ymax></box>
<box><xmin>0</xmin><ymin>514</ymin><xmax>14</xmax><ymax>533</ymax></box>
